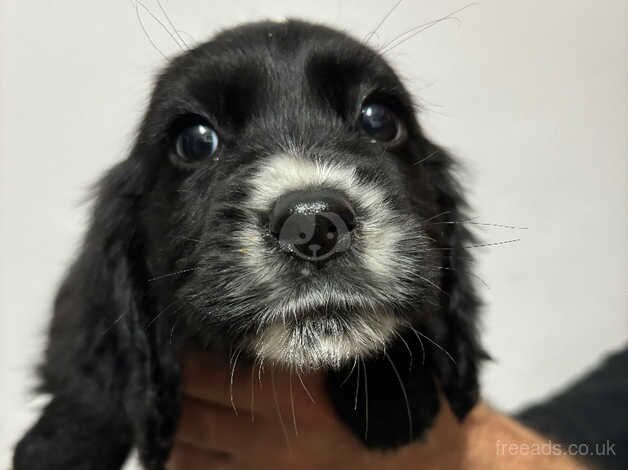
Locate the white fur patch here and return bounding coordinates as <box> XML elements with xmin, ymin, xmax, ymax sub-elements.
<box><xmin>245</xmin><ymin>153</ymin><xmax>413</xmax><ymax>282</ymax></box>
<box><xmin>236</xmin><ymin>152</ymin><xmax>427</xmax><ymax>368</ymax></box>
<box><xmin>252</xmin><ymin>315</ymin><xmax>401</xmax><ymax>369</ymax></box>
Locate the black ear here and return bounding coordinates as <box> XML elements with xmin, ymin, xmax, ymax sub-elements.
<box><xmin>13</xmin><ymin>157</ymin><xmax>180</xmax><ymax>470</ymax></box>
<box><xmin>420</xmin><ymin>141</ymin><xmax>488</xmax><ymax>421</ymax></box>
<box><xmin>327</xmin><ymin>140</ymin><xmax>487</xmax><ymax>449</ymax></box>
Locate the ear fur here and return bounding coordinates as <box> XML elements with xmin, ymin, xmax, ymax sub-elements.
<box><xmin>327</xmin><ymin>139</ymin><xmax>487</xmax><ymax>449</ymax></box>
<box><xmin>421</xmin><ymin>141</ymin><xmax>488</xmax><ymax>420</ymax></box>
<box><xmin>13</xmin><ymin>157</ymin><xmax>180</xmax><ymax>470</ymax></box>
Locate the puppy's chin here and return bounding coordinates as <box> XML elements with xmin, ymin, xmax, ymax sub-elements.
<box><xmin>248</xmin><ymin>314</ymin><xmax>402</xmax><ymax>369</ymax></box>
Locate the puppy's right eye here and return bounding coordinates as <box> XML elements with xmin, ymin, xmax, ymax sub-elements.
<box><xmin>173</xmin><ymin>124</ymin><xmax>219</xmax><ymax>163</ymax></box>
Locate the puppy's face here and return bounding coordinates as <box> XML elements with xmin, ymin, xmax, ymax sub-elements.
<box><xmin>139</xmin><ymin>21</ymin><xmax>444</xmax><ymax>369</ymax></box>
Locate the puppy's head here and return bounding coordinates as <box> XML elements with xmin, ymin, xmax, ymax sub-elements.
<box><xmin>131</xmin><ymin>20</ymin><xmax>453</xmax><ymax>369</ymax></box>
<box><xmin>51</xmin><ymin>20</ymin><xmax>485</xmax><ymax>458</ymax></box>
<box><xmin>122</xmin><ymin>20</ymin><xmax>484</xmax><ymax>372</ymax></box>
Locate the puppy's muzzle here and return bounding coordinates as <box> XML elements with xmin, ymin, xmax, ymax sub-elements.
<box><xmin>269</xmin><ymin>189</ymin><xmax>356</xmax><ymax>265</ymax></box>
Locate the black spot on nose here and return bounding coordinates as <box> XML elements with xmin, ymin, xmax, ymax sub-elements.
<box><xmin>269</xmin><ymin>190</ymin><xmax>356</xmax><ymax>265</ymax></box>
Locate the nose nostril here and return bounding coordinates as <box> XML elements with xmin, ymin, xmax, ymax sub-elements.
<box><xmin>268</xmin><ymin>189</ymin><xmax>356</xmax><ymax>264</ymax></box>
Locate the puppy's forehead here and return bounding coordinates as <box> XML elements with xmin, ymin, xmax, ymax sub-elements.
<box><xmin>157</xmin><ymin>20</ymin><xmax>406</xmax><ymax>120</ymax></box>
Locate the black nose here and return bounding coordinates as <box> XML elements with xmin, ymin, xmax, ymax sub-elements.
<box><xmin>269</xmin><ymin>190</ymin><xmax>356</xmax><ymax>264</ymax></box>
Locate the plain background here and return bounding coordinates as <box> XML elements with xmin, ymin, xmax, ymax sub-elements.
<box><xmin>1</xmin><ymin>0</ymin><xmax>626</xmax><ymax>467</ymax></box>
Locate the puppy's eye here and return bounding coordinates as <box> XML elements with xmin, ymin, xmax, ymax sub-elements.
<box><xmin>360</xmin><ymin>103</ymin><xmax>401</xmax><ymax>143</ymax></box>
<box><xmin>174</xmin><ymin>124</ymin><xmax>219</xmax><ymax>162</ymax></box>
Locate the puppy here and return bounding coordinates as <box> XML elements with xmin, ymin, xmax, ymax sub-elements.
<box><xmin>14</xmin><ymin>20</ymin><xmax>486</xmax><ymax>470</ymax></box>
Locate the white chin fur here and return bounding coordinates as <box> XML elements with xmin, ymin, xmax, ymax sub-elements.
<box><xmin>249</xmin><ymin>315</ymin><xmax>402</xmax><ymax>369</ymax></box>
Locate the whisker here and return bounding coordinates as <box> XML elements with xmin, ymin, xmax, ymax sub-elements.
<box><xmin>250</xmin><ymin>357</ymin><xmax>257</xmax><ymax>423</ymax></box>
<box><xmin>417</xmin><ymin>273</ymin><xmax>449</xmax><ymax>297</ymax></box>
<box><xmin>426</xmin><ymin>238</ymin><xmax>521</xmax><ymax>251</ymax></box>
<box><xmin>395</xmin><ymin>332</ymin><xmax>414</xmax><ymax>372</ymax></box>
<box><xmin>340</xmin><ymin>357</ymin><xmax>359</xmax><ymax>387</ymax></box>
<box><xmin>427</xmin><ymin>220</ymin><xmax>528</xmax><ymax>230</ymax></box>
<box><xmin>101</xmin><ymin>311</ymin><xmax>128</xmax><ymax>337</ymax></box>
<box><xmin>380</xmin><ymin>3</ymin><xmax>478</xmax><ymax>53</ymax></box>
<box><xmin>384</xmin><ymin>351</ymin><xmax>413</xmax><ymax>441</ymax></box>
<box><xmin>147</xmin><ymin>267</ymin><xmax>198</xmax><ymax>282</ymax></box>
<box><xmin>229</xmin><ymin>348</ymin><xmax>242</xmax><ymax>416</ymax></box>
<box><xmin>155</xmin><ymin>0</ymin><xmax>188</xmax><ymax>48</ymax></box>
<box><xmin>361</xmin><ymin>357</ymin><xmax>369</xmax><ymax>441</ymax></box>
<box><xmin>409</xmin><ymin>327</ymin><xmax>457</xmax><ymax>365</ymax></box>
<box><xmin>381</xmin><ymin>18</ymin><xmax>458</xmax><ymax>53</ymax></box>
<box><xmin>257</xmin><ymin>358</ymin><xmax>265</xmax><ymax>386</ymax></box>
<box><xmin>289</xmin><ymin>367</ymin><xmax>298</xmax><ymax>436</ymax></box>
<box><xmin>421</xmin><ymin>210</ymin><xmax>451</xmax><ymax>224</ymax></box>
<box><xmin>296</xmin><ymin>369</ymin><xmax>316</xmax><ymax>404</ymax></box>
<box><xmin>167</xmin><ymin>234</ymin><xmax>203</xmax><ymax>244</ymax></box>
<box><xmin>412</xmin><ymin>149</ymin><xmax>440</xmax><ymax>166</ymax></box>
<box><xmin>133</xmin><ymin>1</ymin><xmax>167</xmax><ymax>59</ymax></box>
<box><xmin>169</xmin><ymin>316</ymin><xmax>181</xmax><ymax>344</ymax></box>
<box><xmin>416</xmin><ymin>328</ymin><xmax>426</xmax><ymax>366</ymax></box>
<box><xmin>363</xmin><ymin>0</ymin><xmax>403</xmax><ymax>44</ymax></box>
<box><xmin>146</xmin><ymin>300</ymin><xmax>178</xmax><ymax>328</ymax></box>
<box><xmin>428</xmin><ymin>265</ymin><xmax>491</xmax><ymax>290</ymax></box>
<box><xmin>132</xmin><ymin>0</ymin><xmax>185</xmax><ymax>56</ymax></box>
<box><xmin>271</xmin><ymin>368</ymin><xmax>291</xmax><ymax>448</ymax></box>
<box><xmin>354</xmin><ymin>358</ymin><xmax>361</xmax><ymax>411</ymax></box>
<box><xmin>463</xmin><ymin>238</ymin><xmax>521</xmax><ymax>249</ymax></box>
<box><xmin>175</xmin><ymin>29</ymin><xmax>195</xmax><ymax>45</ymax></box>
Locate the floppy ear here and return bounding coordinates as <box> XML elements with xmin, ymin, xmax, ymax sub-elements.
<box><xmin>418</xmin><ymin>140</ymin><xmax>487</xmax><ymax>421</ymax></box>
<box><xmin>327</xmin><ymin>140</ymin><xmax>486</xmax><ymax>450</ymax></box>
<box><xmin>13</xmin><ymin>156</ymin><xmax>180</xmax><ymax>470</ymax></box>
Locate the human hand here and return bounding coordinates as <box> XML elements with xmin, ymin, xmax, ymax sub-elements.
<box><xmin>166</xmin><ymin>352</ymin><xmax>588</xmax><ymax>470</ymax></box>
<box><xmin>166</xmin><ymin>352</ymin><xmax>390</xmax><ymax>470</ymax></box>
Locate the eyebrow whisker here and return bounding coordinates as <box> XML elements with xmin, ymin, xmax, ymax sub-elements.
<box><xmin>155</xmin><ymin>0</ymin><xmax>189</xmax><ymax>48</ymax></box>
<box><xmin>132</xmin><ymin>0</ymin><xmax>186</xmax><ymax>57</ymax></box>
<box><xmin>363</xmin><ymin>0</ymin><xmax>404</xmax><ymax>44</ymax></box>
<box><xmin>380</xmin><ymin>3</ymin><xmax>479</xmax><ymax>54</ymax></box>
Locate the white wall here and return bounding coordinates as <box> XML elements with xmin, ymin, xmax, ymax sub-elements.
<box><xmin>1</xmin><ymin>0</ymin><xmax>626</xmax><ymax>467</ymax></box>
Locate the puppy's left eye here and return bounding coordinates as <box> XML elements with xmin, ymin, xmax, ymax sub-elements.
<box><xmin>173</xmin><ymin>124</ymin><xmax>219</xmax><ymax>163</ymax></box>
<box><xmin>360</xmin><ymin>103</ymin><xmax>402</xmax><ymax>143</ymax></box>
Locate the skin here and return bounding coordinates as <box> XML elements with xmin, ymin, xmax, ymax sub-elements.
<box><xmin>166</xmin><ymin>353</ymin><xmax>588</xmax><ymax>470</ymax></box>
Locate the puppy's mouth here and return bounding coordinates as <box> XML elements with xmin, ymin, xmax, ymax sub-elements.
<box><xmin>235</xmin><ymin>284</ymin><xmax>406</xmax><ymax>369</ymax></box>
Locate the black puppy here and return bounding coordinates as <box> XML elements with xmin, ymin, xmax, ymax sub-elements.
<box><xmin>14</xmin><ymin>20</ymin><xmax>486</xmax><ymax>470</ymax></box>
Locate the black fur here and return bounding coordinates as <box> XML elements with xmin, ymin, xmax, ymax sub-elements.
<box><xmin>14</xmin><ymin>20</ymin><xmax>486</xmax><ymax>469</ymax></box>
